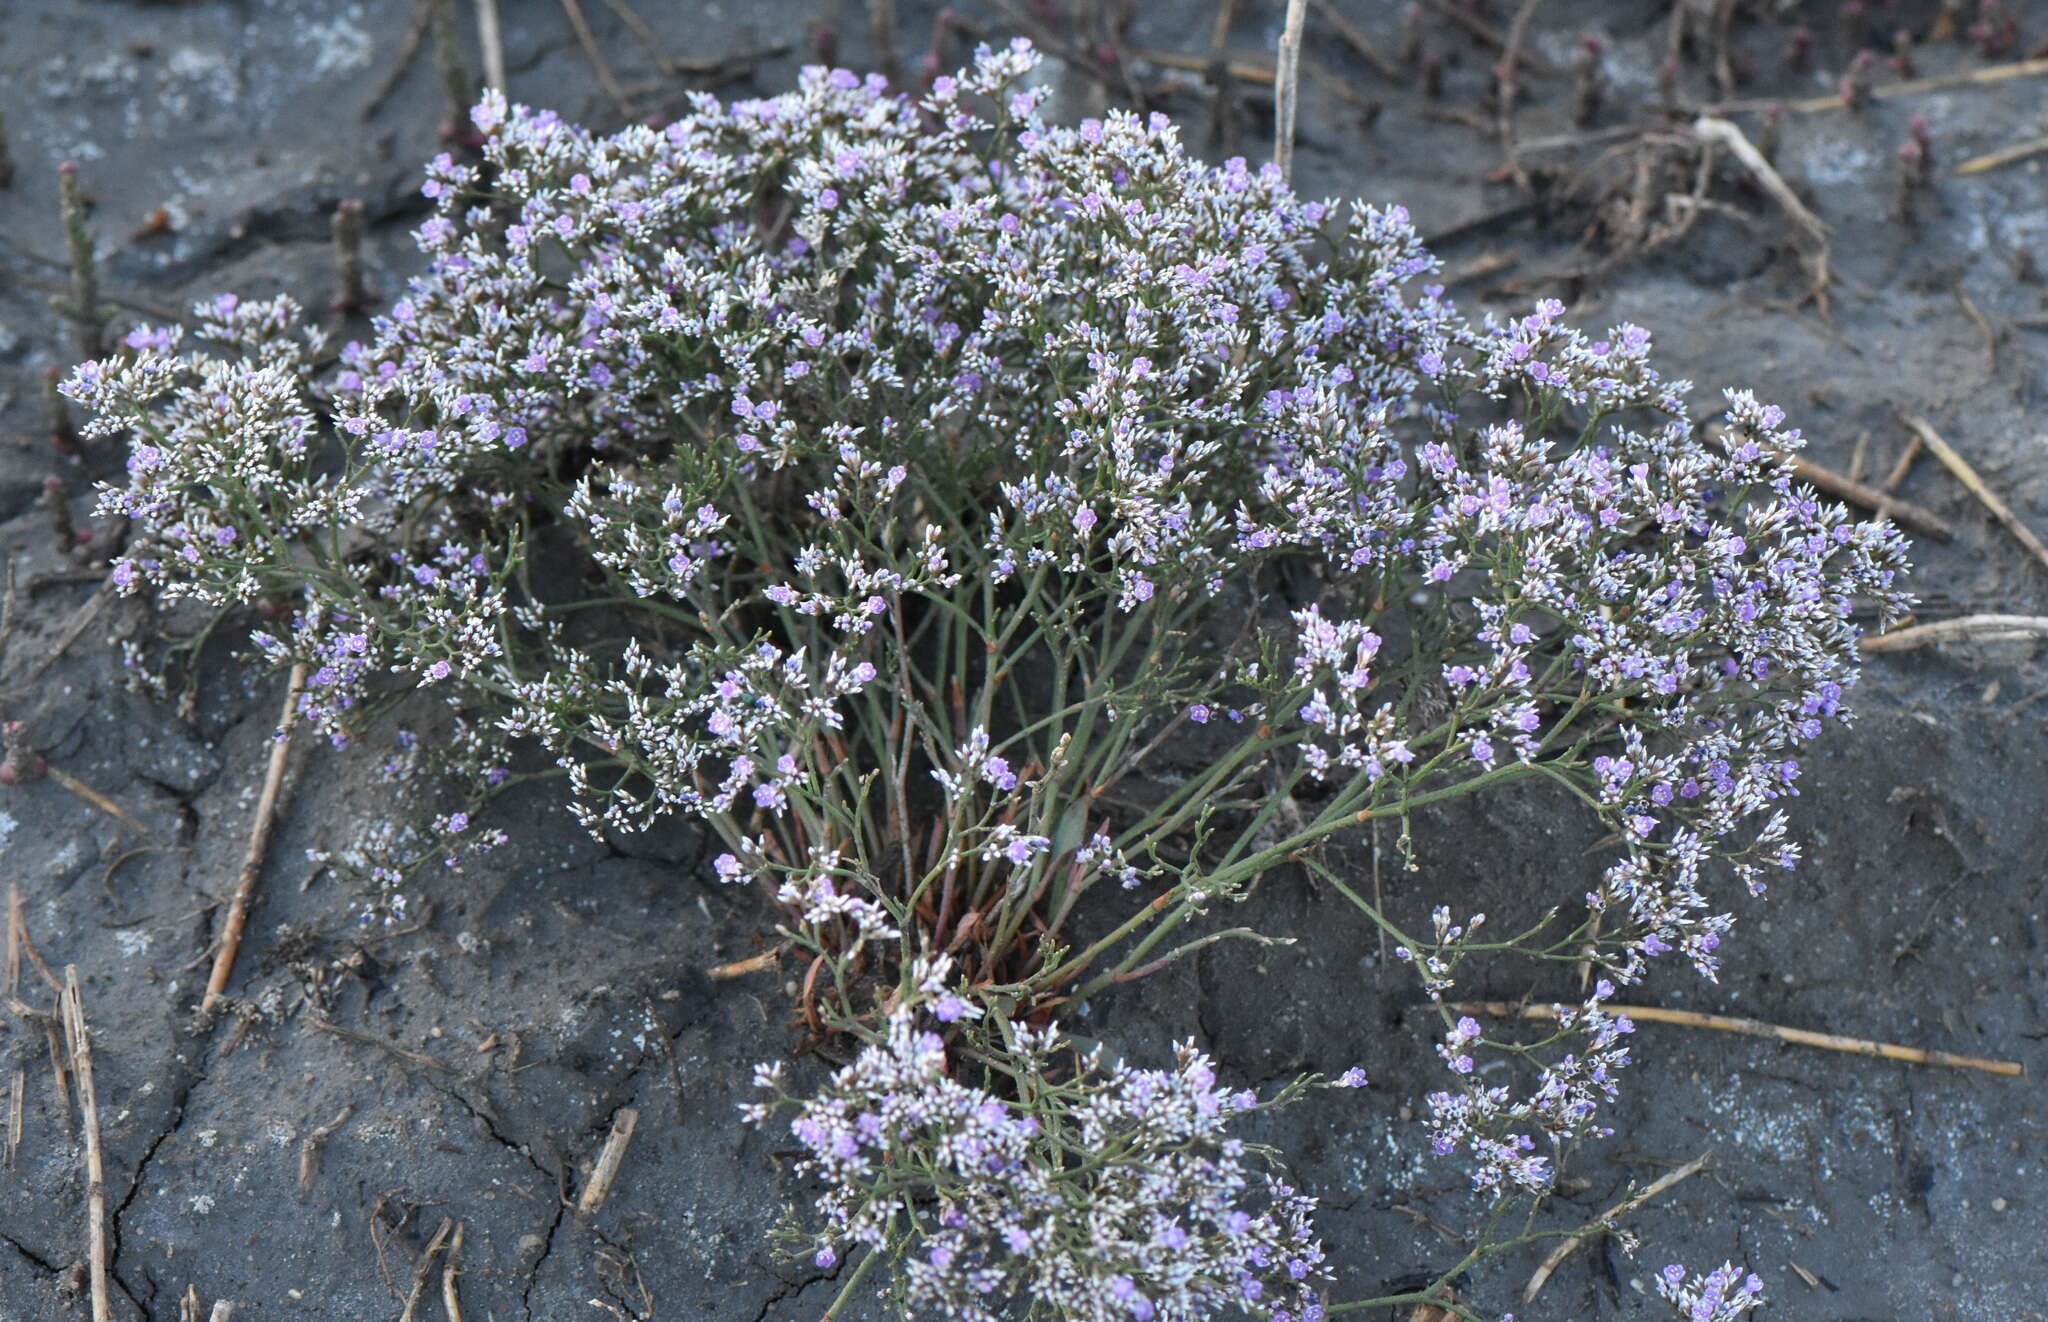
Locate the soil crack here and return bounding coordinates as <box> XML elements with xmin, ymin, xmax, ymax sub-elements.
<box><xmin>107</xmin><ymin>1034</ymin><xmax>209</xmax><ymax>1322</ymax></box>
<box><xmin>1</xmin><ymin>1230</ymin><xmax>61</xmax><ymax>1276</ymax></box>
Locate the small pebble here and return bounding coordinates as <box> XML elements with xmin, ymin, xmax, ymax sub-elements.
<box><xmin>1992</xmin><ymin>1196</ymin><xmax>2008</xmax><ymax>1212</ymax></box>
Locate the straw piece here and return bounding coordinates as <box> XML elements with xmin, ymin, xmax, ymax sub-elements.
<box><xmin>1523</xmin><ymin>1154</ymin><xmax>1710</xmax><ymax>1303</ymax></box>
<box><xmin>1955</xmin><ymin>134</ymin><xmax>2048</xmax><ymax>175</ymax></box>
<box><xmin>1860</xmin><ymin>614</ymin><xmax>2048</xmax><ymax>653</ymax></box>
<box><xmin>1899</xmin><ymin>414</ymin><xmax>2048</xmax><ymax>576</ymax></box>
<box><xmin>1777</xmin><ymin>54</ymin><xmax>2048</xmax><ymax>114</ymax></box>
<box><xmin>1451</xmin><ymin>1000</ymin><xmax>2024</xmax><ymax>1076</ymax></box>
<box><xmin>63</xmin><ymin>968</ymin><xmax>112</xmax><ymax>1322</ymax></box>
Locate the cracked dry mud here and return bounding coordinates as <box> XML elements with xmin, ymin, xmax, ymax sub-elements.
<box><xmin>2</xmin><ymin>1</ymin><xmax>2045</xmax><ymax>1319</ymax></box>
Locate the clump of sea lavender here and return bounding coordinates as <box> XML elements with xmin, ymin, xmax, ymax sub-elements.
<box><xmin>64</xmin><ymin>40</ymin><xmax>1905</xmax><ymax>1320</ymax></box>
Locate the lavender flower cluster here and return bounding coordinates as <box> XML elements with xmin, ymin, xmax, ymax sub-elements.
<box><xmin>749</xmin><ymin>964</ymin><xmax>1328</xmax><ymax>1322</ymax></box>
<box><xmin>65</xmin><ymin>40</ymin><xmax>1905</xmax><ymax>1319</ymax></box>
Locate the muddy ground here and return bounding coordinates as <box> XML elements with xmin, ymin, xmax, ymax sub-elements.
<box><xmin>0</xmin><ymin>1</ymin><xmax>2044</xmax><ymax>1319</ymax></box>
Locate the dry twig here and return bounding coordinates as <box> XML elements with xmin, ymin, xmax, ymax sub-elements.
<box><xmin>1787</xmin><ymin>457</ymin><xmax>1955</xmax><ymax>542</ymax></box>
<box><xmin>203</xmin><ymin>662</ymin><xmax>308</xmax><ymax>1014</ymax></box>
<box><xmin>1692</xmin><ymin>115</ymin><xmax>1829</xmax><ymax>241</ymax></box>
<box><xmin>309</xmin><ymin>1016</ymin><xmax>458</xmax><ymax>1074</ymax></box>
<box><xmin>1273</xmin><ymin>0</ymin><xmax>1307</xmax><ymax>183</ymax></box>
<box><xmin>399</xmin><ymin>1217</ymin><xmax>453</xmax><ymax>1322</ymax></box>
<box><xmin>23</xmin><ymin>584</ymin><xmax>110</xmax><ymax>684</ymax></box>
<box><xmin>298</xmin><ymin>1103</ymin><xmax>356</xmax><ymax>1201</ymax></box>
<box><xmin>440</xmin><ymin>1222</ymin><xmax>466</xmax><ymax>1322</ymax></box>
<box><xmin>707</xmin><ymin>946</ymin><xmax>784</xmax><ymax>979</ymax></box>
<box><xmin>1522</xmin><ymin>1154</ymin><xmax>1711</xmax><ymax>1303</ymax></box>
<box><xmin>1136</xmin><ymin>45</ymin><xmax>1275</xmax><ymax>87</ymax></box>
<box><xmin>364</xmin><ymin>2</ymin><xmax>431</xmax><ymax>120</ymax></box>
<box><xmin>5</xmin><ymin>1067</ymin><xmax>22</xmax><ymax>1166</ymax></box>
<box><xmin>578</xmin><ymin>1106</ymin><xmax>640</xmax><ymax>1214</ymax></box>
<box><xmin>1882</xmin><ymin>434</ymin><xmax>1923</xmax><ymax>493</ymax></box>
<box><xmin>47</xmin><ymin>766</ymin><xmax>156</xmax><ymax>838</ymax></box>
<box><xmin>1899</xmin><ymin>414</ymin><xmax>2048</xmax><ymax>576</ymax></box>
<box><xmin>1954</xmin><ymin>134</ymin><xmax>2048</xmax><ymax>176</ymax></box>
<box><xmin>62</xmin><ymin>967</ymin><xmax>113</xmax><ymax>1322</ymax></box>
<box><xmin>1860</xmin><ymin>614</ymin><xmax>2048</xmax><ymax>653</ymax></box>
<box><xmin>1766</xmin><ymin>55</ymin><xmax>2048</xmax><ymax>115</ymax></box>
<box><xmin>9</xmin><ymin>885</ymin><xmax>63</xmax><ymax>995</ymax></box>
<box><xmin>1452</xmin><ymin>1000</ymin><xmax>2024</xmax><ymax>1076</ymax></box>
<box><xmin>1954</xmin><ymin>287</ymin><xmax>2004</xmax><ymax>375</ymax></box>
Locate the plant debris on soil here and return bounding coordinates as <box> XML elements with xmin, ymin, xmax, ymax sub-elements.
<box><xmin>2</xmin><ymin>1</ymin><xmax>2045</xmax><ymax>1319</ymax></box>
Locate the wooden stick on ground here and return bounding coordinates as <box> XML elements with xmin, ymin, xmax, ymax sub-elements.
<box><xmin>1274</xmin><ymin>0</ymin><xmax>1307</xmax><ymax>184</ymax></box>
<box><xmin>5</xmin><ymin>1067</ymin><xmax>23</xmax><ymax>1167</ymax></box>
<box><xmin>1899</xmin><ymin>413</ymin><xmax>2048</xmax><ymax>576</ymax></box>
<box><xmin>298</xmin><ymin>1104</ymin><xmax>356</xmax><ymax>1201</ymax></box>
<box><xmin>398</xmin><ymin>1217</ymin><xmax>453</xmax><ymax>1322</ymax></box>
<box><xmin>1846</xmin><ymin>429</ymin><xmax>1870</xmax><ymax>484</ymax></box>
<box><xmin>1860</xmin><ymin>614</ymin><xmax>2048</xmax><ymax>653</ymax></box>
<box><xmin>1955</xmin><ymin>134</ymin><xmax>2048</xmax><ymax>176</ymax></box>
<box><xmin>208</xmin><ymin>1304</ymin><xmax>235</xmax><ymax>1322</ymax></box>
<box><xmin>61</xmin><ymin>967</ymin><xmax>112</xmax><ymax>1322</ymax></box>
<box><xmin>1882</xmin><ymin>434</ymin><xmax>1924</xmax><ymax>493</ymax></box>
<box><xmin>1955</xmin><ymin>288</ymin><xmax>2003</xmax><ymax>374</ymax></box>
<box><xmin>363</xmin><ymin>2</ymin><xmax>431</xmax><ymax>120</ymax></box>
<box><xmin>5</xmin><ymin>883</ymin><xmax>20</xmax><ymax>996</ymax></box>
<box><xmin>46</xmin><ymin>766</ymin><xmax>155</xmax><ymax>838</ymax></box>
<box><xmin>1788</xmin><ymin>457</ymin><xmax>1955</xmax><ymax>542</ymax></box>
<box><xmin>203</xmin><ymin>662</ymin><xmax>308</xmax><ymax>1015</ymax></box>
<box><xmin>577</xmin><ymin>1107</ymin><xmax>640</xmax><ymax>1214</ymax></box>
<box><xmin>440</xmin><ymin>1222</ymin><xmax>466</xmax><ymax>1322</ymax></box>
<box><xmin>1451</xmin><ymin>1000</ymin><xmax>2024</xmax><ymax>1076</ymax></box>
<box><xmin>1522</xmin><ymin>1154</ymin><xmax>1710</xmax><ymax>1304</ymax></box>
<box><xmin>1693</xmin><ymin>115</ymin><xmax>1830</xmax><ymax>241</ymax></box>
<box><xmin>1137</xmin><ymin>45</ymin><xmax>1275</xmax><ymax>86</ymax></box>
<box><xmin>309</xmin><ymin>1016</ymin><xmax>457</xmax><ymax>1074</ymax></box>
<box><xmin>10</xmin><ymin>888</ymin><xmax>65</xmax><ymax>997</ymax></box>
<box><xmin>1733</xmin><ymin>54</ymin><xmax>2048</xmax><ymax>115</ymax></box>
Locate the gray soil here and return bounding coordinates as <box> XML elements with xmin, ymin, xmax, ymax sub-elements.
<box><xmin>1</xmin><ymin>2</ymin><xmax>2044</xmax><ymax>1319</ymax></box>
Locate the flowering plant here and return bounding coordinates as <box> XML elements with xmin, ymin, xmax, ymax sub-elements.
<box><xmin>67</xmin><ymin>41</ymin><xmax>1905</xmax><ymax>1320</ymax></box>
